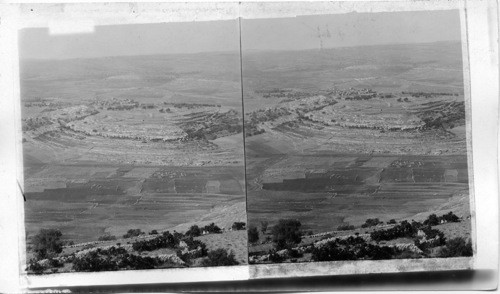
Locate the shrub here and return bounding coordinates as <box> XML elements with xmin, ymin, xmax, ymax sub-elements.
<box><xmin>311</xmin><ymin>237</ymin><xmax>397</xmax><ymax>261</ymax></box>
<box><xmin>201</xmin><ymin>249</ymin><xmax>239</xmax><ymax>267</ymax></box>
<box><xmin>289</xmin><ymin>248</ymin><xmax>303</xmax><ymax>258</ymax></box>
<box><xmin>271</xmin><ymin>219</ymin><xmax>302</xmax><ymax>250</ymax></box>
<box><xmin>361</xmin><ymin>218</ymin><xmax>383</xmax><ymax>228</ymax></box>
<box><xmin>26</xmin><ymin>258</ymin><xmax>45</xmax><ymax>274</ymax></box>
<box><xmin>72</xmin><ymin>246</ymin><xmax>161</xmax><ymax>272</ymax></box>
<box><xmin>185</xmin><ymin>225</ymin><xmax>202</xmax><ymax>237</ymax></box>
<box><xmin>388</xmin><ymin>219</ymin><xmax>397</xmax><ymax>224</ymax></box>
<box><xmin>424</xmin><ymin>212</ymin><xmax>460</xmax><ymax>226</ymax></box>
<box><xmin>31</xmin><ymin>229</ymin><xmax>64</xmax><ymax>259</ymax></box>
<box><xmin>98</xmin><ymin>234</ymin><xmax>117</xmax><ymax>241</ymax></box>
<box><xmin>337</xmin><ymin>224</ymin><xmax>355</xmax><ymax>231</ymax></box>
<box><xmin>420</xmin><ymin>226</ymin><xmax>445</xmax><ymax>241</ymax></box>
<box><xmin>438</xmin><ymin>237</ymin><xmax>473</xmax><ymax>257</ymax></box>
<box><xmin>312</xmin><ymin>241</ymin><xmax>356</xmax><ymax>261</ymax></box>
<box><xmin>132</xmin><ymin>231</ymin><xmax>180</xmax><ymax>252</ymax></box>
<box><xmin>149</xmin><ymin>230</ymin><xmax>158</xmax><ymax>235</ymax></box>
<box><xmin>72</xmin><ymin>250</ymin><xmax>118</xmax><ymax>272</ymax></box>
<box><xmin>183</xmin><ymin>237</ymin><xmax>207</xmax><ymax>253</ymax></box>
<box><xmin>202</xmin><ymin>223</ymin><xmax>221</xmax><ymax>234</ymax></box>
<box><xmin>118</xmin><ymin>254</ymin><xmax>159</xmax><ymax>270</ymax></box>
<box><xmin>423</xmin><ymin>214</ymin><xmax>440</xmax><ymax>226</ymax></box>
<box><xmin>268</xmin><ymin>250</ymin><xmax>284</xmax><ymax>263</ymax></box>
<box><xmin>441</xmin><ymin>212</ymin><xmax>460</xmax><ymax>223</ymax></box>
<box><xmin>176</xmin><ymin>238</ymin><xmax>208</xmax><ymax>264</ymax></box>
<box><xmin>370</xmin><ymin>220</ymin><xmax>420</xmax><ymax>242</ymax></box>
<box><xmin>232</xmin><ymin>222</ymin><xmax>246</xmax><ymax>231</ymax></box>
<box><xmin>248</xmin><ymin>226</ymin><xmax>259</xmax><ymax>244</ymax></box>
<box><xmin>173</xmin><ymin>231</ymin><xmax>184</xmax><ymax>240</ymax></box>
<box><xmin>123</xmin><ymin>229</ymin><xmax>144</xmax><ymax>239</ymax></box>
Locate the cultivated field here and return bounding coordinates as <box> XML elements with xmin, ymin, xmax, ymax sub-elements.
<box><xmin>21</xmin><ymin>52</ymin><xmax>248</xmax><ymax>272</ymax></box>
<box><xmin>243</xmin><ymin>42</ymin><xmax>472</xmax><ymax>264</ymax></box>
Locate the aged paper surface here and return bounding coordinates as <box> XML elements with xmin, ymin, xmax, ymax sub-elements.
<box><xmin>0</xmin><ymin>1</ymin><xmax>497</xmax><ymax>292</ymax></box>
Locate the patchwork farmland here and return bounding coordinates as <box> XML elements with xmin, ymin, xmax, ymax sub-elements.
<box><xmin>242</xmin><ymin>41</ymin><xmax>472</xmax><ymax>264</ymax></box>
<box><xmin>21</xmin><ymin>51</ymin><xmax>248</xmax><ymax>273</ymax></box>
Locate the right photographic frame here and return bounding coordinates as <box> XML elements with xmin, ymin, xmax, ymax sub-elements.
<box><xmin>241</xmin><ymin>5</ymin><xmax>475</xmax><ymax>274</ymax></box>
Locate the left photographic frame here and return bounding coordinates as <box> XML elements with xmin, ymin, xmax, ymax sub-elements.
<box><xmin>13</xmin><ymin>2</ymin><xmax>249</xmax><ymax>288</ymax></box>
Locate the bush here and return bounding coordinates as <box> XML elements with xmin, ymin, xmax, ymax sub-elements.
<box><xmin>337</xmin><ymin>224</ymin><xmax>355</xmax><ymax>231</ymax></box>
<box><xmin>311</xmin><ymin>237</ymin><xmax>397</xmax><ymax>261</ymax></box>
<box><xmin>183</xmin><ymin>237</ymin><xmax>207</xmax><ymax>253</ymax></box>
<box><xmin>388</xmin><ymin>219</ymin><xmax>397</xmax><ymax>224</ymax></box>
<box><xmin>72</xmin><ymin>246</ymin><xmax>161</xmax><ymax>272</ymax></box>
<box><xmin>123</xmin><ymin>229</ymin><xmax>144</xmax><ymax>239</ymax></box>
<box><xmin>271</xmin><ymin>219</ymin><xmax>302</xmax><ymax>250</ymax></box>
<box><xmin>202</xmin><ymin>223</ymin><xmax>221</xmax><ymax>234</ymax></box>
<box><xmin>248</xmin><ymin>226</ymin><xmax>259</xmax><ymax>244</ymax></box>
<box><xmin>424</xmin><ymin>212</ymin><xmax>460</xmax><ymax>226</ymax></box>
<box><xmin>370</xmin><ymin>220</ymin><xmax>420</xmax><ymax>242</ymax></box>
<box><xmin>31</xmin><ymin>229</ymin><xmax>64</xmax><ymax>259</ymax></box>
<box><xmin>289</xmin><ymin>248</ymin><xmax>303</xmax><ymax>258</ymax></box>
<box><xmin>149</xmin><ymin>230</ymin><xmax>158</xmax><ymax>235</ymax></box>
<box><xmin>185</xmin><ymin>225</ymin><xmax>202</xmax><ymax>237</ymax></box>
<box><xmin>26</xmin><ymin>258</ymin><xmax>45</xmax><ymax>274</ymax></box>
<box><xmin>361</xmin><ymin>218</ymin><xmax>383</xmax><ymax>228</ymax></box>
<box><xmin>312</xmin><ymin>242</ymin><xmax>356</xmax><ymax>261</ymax></box>
<box><xmin>441</xmin><ymin>212</ymin><xmax>460</xmax><ymax>223</ymax></box>
<box><xmin>98</xmin><ymin>234</ymin><xmax>117</xmax><ymax>241</ymax></box>
<box><xmin>201</xmin><ymin>249</ymin><xmax>239</xmax><ymax>267</ymax></box>
<box><xmin>438</xmin><ymin>237</ymin><xmax>473</xmax><ymax>257</ymax></box>
<box><xmin>72</xmin><ymin>250</ymin><xmax>118</xmax><ymax>272</ymax></box>
<box><xmin>268</xmin><ymin>250</ymin><xmax>284</xmax><ymax>263</ymax></box>
<box><xmin>423</xmin><ymin>214</ymin><xmax>440</xmax><ymax>226</ymax></box>
<box><xmin>118</xmin><ymin>254</ymin><xmax>160</xmax><ymax>270</ymax></box>
<box><xmin>176</xmin><ymin>238</ymin><xmax>208</xmax><ymax>264</ymax></box>
<box><xmin>132</xmin><ymin>231</ymin><xmax>180</xmax><ymax>252</ymax></box>
<box><xmin>232</xmin><ymin>222</ymin><xmax>246</xmax><ymax>231</ymax></box>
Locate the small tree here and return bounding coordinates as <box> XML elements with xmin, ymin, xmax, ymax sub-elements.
<box><xmin>31</xmin><ymin>229</ymin><xmax>64</xmax><ymax>259</ymax></box>
<box><xmin>248</xmin><ymin>226</ymin><xmax>259</xmax><ymax>244</ymax></box>
<box><xmin>441</xmin><ymin>212</ymin><xmax>460</xmax><ymax>223</ymax></box>
<box><xmin>424</xmin><ymin>214</ymin><xmax>440</xmax><ymax>226</ymax></box>
<box><xmin>439</xmin><ymin>237</ymin><xmax>473</xmax><ymax>257</ymax></box>
<box><xmin>232</xmin><ymin>222</ymin><xmax>246</xmax><ymax>231</ymax></box>
<box><xmin>26</xmin><ymin>258</ymin><xmax>45</xmax><ymax>274</ymax></box>
<box><xmin>201</xmin><ymin>249</ymin><xmax>239</xmax><ymax>266</ymax></box>
<box><xmin>202</xmin><ymin>223</ymin><xmax>222</xmax><ymax>234</ymax></box>
<box><xmin>185</xmin><ymin>225</ymin><xmax>202</xmax><ymax>237</ymax></box>
<box><xmin>271</xmin><ymin>219</ymin><xmax>302</xmax><ymax>250</ymax></box>
<box><xmin>361</xmin><ymin>218</ymin><xmax>382</xmax><ymax>228</ymax></box>
<box><xmin>123</xmin><ymin>229</ymin><xmax>144</xmax><ymax>239</ymax></box>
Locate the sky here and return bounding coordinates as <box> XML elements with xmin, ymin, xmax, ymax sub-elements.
<box><xmin>19</xmin><ymin>19</ymin><xmax>241</xmax><ymax>59</ymax></box>
<box><xmin>19</xmin><ymin>9</ymin><xmax>461</xmax><ymax>60</ymax></box>
<box><xmin>241</xmin><ymin>10</ymin><xmax>462</xmax><ymax>51</ymax></box>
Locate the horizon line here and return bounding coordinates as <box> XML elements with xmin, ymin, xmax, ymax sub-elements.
<box><xmin>20</xmin><ymin>40</ymin><xmax>462</xmax><ymax>62</ymax></box>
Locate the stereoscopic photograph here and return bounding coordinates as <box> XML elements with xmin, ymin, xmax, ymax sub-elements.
<box><xmin>20</xmin><ymin>20</ymin><xmax>248</xmax><ymax>274</ymax></box>
<box><xmin>242</xmin><ymin>10</ymin><xmax>473</xmax><ymax>265</ymax></box>
<box><xmin>17</xmin><ymin>2</ymin><xmax>478</xmax><ymax>281</ymax></box>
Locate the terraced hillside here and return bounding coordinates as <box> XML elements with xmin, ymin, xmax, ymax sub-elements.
<box><xmin>243</xmin><ymin>42</ymin><xmax>472</xmax><ymax>264</ymax></box>
<box><xmin>22</xmin><ymin>53</ymin><xmax>248</xmax><ymax>272</ymax></box>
